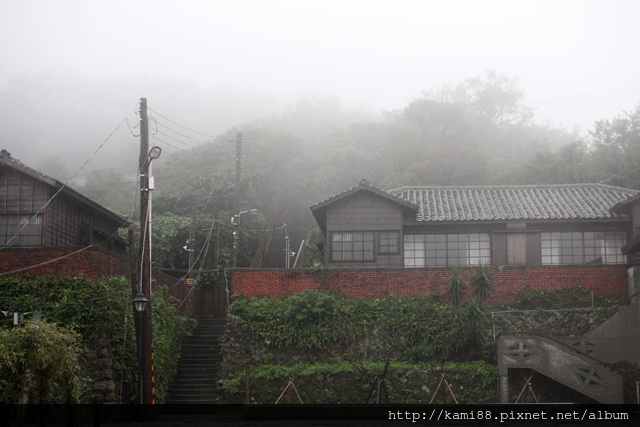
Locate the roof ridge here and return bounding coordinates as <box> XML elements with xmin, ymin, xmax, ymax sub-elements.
<box><xmin>386</xmin><ymin>183</ymin><xmax>637</xmax><ymax>222</ymax></box>
<box><xmin>387</xmin><ymin>183</ymin><xmax>638</xmax><ymax>192</ymax></box>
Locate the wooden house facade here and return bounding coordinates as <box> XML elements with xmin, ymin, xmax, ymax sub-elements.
<box><xmin>0</xmin><ymin>150</ymin><xmax>131</xmax><ymax>278</ymax></box>
<box><xmin>311</xmin><ymin>180</ymin><xmax>639</xmax><ymax>270</ymax></box>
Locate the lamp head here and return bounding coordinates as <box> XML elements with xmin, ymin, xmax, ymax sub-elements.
<box><xmin>133</xmin><ymin>293</ymin><xmax>148</xmax><ymax>312</ymax></box>
<box><xmin>148</xmin><ymin>146</ymin><xmax>162</xmax><ymax>160</ymax></box>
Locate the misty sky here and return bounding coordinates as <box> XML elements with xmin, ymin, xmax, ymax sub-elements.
<box><xmin>1</xmin><ymin>0</ymin><xmax>640</xmax><ymax>171</ymax></box>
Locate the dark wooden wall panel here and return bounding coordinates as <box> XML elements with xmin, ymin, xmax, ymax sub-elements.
<box><xmin>0</xmin><ymin>168</ymin><xmax>48</xmax><ymax>214</ymax></box>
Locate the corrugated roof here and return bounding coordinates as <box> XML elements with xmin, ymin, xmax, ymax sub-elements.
<box><xmin>387</xmin><ymin>184</ymin><xmax>638</xmax><ymax>222</ymax></box>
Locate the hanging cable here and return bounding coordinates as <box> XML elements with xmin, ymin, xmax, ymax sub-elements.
<box><xmin>0</xmin><ymin>118</ymin><xmax>129</xmax><ymax>251</ymax></box>
<box><xmin>0</xmin><ymin>219</ymin><xmax>130</xmax><ymax>276</ymax></box>
<box><xmin>147</xmin><ymin>107</ymin><xmax>217</xmax><ymax>139</ymax></box>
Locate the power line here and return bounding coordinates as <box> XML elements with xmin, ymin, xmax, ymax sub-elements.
<box><xmin>149</xmin><ymin>135</ymin><xmax>186</xmax><ymax>154</ymax></box>
<box><xmin>156</xmin><ymin>122</ymin><xmax>209</xmax><ymax>144</ymax></box>
<box><xmin>155</xmin><ymin>129</ymin><xmax>201</xmax><ymax>148</ymax></box>
<box><xmin>0</xmin><ymin>118</ymin><xmax>128</xmax><ymax>251</ymax></box>
<box><xmin>147</xmin><ymin>107</ymin><xmax>217</xmax><ymax>139</ymax></box>
<box><xmin>68</xmin><ymin>164</ymin><xmax>138</xmax><ymax>179</ymax></box>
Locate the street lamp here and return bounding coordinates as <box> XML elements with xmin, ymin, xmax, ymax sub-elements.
<box><xmin>133</xmin><ymin>293</ymin><xmax>148</xmax><ymax>313</ymax></box>
<box><xmin>138</xmin><ymin>141</ymin><xmax>161</xmax><ymax>405</ymax></box>
<box><xmin>132</xmin><ymin>293</ymin><xmax>148</xmax><ymax>405</ymax></box>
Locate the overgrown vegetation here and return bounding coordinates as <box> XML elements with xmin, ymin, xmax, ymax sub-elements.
<box><xmin>230</xmin><ymin>290</ymin><xmax>492</xmax><ymax>363</ymax></box>
<box><xmin>221</xmin><ymin>290</ymin><xmax>499</xmax><ymax>403</ymax></box>
<box><xmin>221</xmin><ymin>360</ymin><xmax>498</xmax><ymax>404</ymax></box>
<box><xmin>0</xmin><ymin>275</ymin><xmax>192</xmax><ymax>403</ymax></box>
<box><xmin>513</xmin><ymin>283</ymin><xmax>623</xmax><ymax>310</ymax></box>
<box><xmin>0</xmin><ymin>321</ymin><xmax>84</xmax><ymax>403</ymax></box>
<box><xmin>220</xmin><ymin>281</ymin><xmax>638</xmax><ymax>404</ymax></box>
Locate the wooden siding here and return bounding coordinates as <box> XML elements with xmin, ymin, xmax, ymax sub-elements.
<box><xmin>325</xmin><ymin>192</ymin><xmax>404</xmax><ymax>268</ymax></box>
<box><xmin>45</xmin><ymin>193</ymin><xmax>120</xmax><ymax>247</ymax></box>
<box><xmin>0</xmin><ymin>166</ymin><xmax>124</xmax><ymax>249</ymax></box>
<box><xmin>0</xmin><ymin>167</ymin><xmax>48</xmax><ymax>214</ymax></box>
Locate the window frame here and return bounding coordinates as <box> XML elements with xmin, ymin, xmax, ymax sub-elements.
<box><xmin>378</xmin><ymin>230</ymin><xmax>401</xmax><ymax>255</ymax></box>
<box><xmin>0</xmin><ymin>213</ymin><xmax>44</xmax><ymax>247</ymax></box>
<box><xmin>330</xmin><ymin>231</ymin><xmax>375</xmax><ymax>263</ymax></box>
<box><xmin>404</xmin><ymin>233</ymin><xmax>491</xmax><ymax>268</ymax></box>
<box><xmin>541</xmin><ymin>231</ymin><xmax>627</xmax><ymax>265</ymax></box>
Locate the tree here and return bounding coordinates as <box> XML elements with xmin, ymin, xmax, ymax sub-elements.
<box><xmin>0</xmin><ymin>321</ymin><xmax>82</xmax><ymax>403</ymax></box>
<box><xmin>588</xmin><ymin>104</ymin><xmax>640</xmax><ymax>189</ymax></box>
<box><xmin>446</xmin><ymin>265</ymin><xmax>467</xmax><ymax>308</ymax></box>
<box><xmin>449</xmin><ymin>70</ymin><xmax>534</xmax><ymax>129</ymax></box>
<box><xmin>470</xmin><ymin>263</ymin><xmax>494</xmax><ymax>305</ymax></box>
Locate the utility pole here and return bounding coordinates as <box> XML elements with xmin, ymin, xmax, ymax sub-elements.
<box><xmin>231</xmin><ymin>132</ymin><xmax>242</xmax><ymax>270</ymax></box>
<box><xmin>187</xmin><ymin>213</ymin><xmax>196</xmax><ymax>317</ymax></box>
<box><xmin>138</xmin><ymin>97</ymin><xmax>154</xmax><ymax>405</ymax></box>
<box><xmin>284</xmin><ymin>224</ymin><xmax>290</xmax><ymax>269</ymax></box>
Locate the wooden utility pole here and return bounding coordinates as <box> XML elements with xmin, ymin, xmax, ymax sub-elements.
<box><xmin>188</xmin><ymin>213</ymin><xmax>196</xmax><ymax>280</ymax></box>
<box><xmin>231</xmin><ymin>132</ymin><xmax>242</xmax><ymax>270</ymax></box>
<box><xmin>187</xmin><ymin>213</ymin><xmax>196</xmax><ymax>317</ymax></box>
<box><xmin>138</xmin><ymin>97</ymin><xmax>154</xmax><ymax>405</ymax></box>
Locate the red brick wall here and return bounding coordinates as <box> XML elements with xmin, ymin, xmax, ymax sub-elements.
<box><xmin>0</xmin><ymin>248</ymin><xmax>130</xmax><ymax>279</ymax></box>
<box><xmin>0</xmin><ymin>248</ymin><xmax>194</xmax><ymax>314</ymax></box>
<box><xmin>233</xmin><ymin>265</ymin><xmax>630</xmax><ymax>304</ymax></box>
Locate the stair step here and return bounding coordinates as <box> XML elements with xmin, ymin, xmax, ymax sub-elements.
<box><xmin>167</xmin><ymin>318</ymin><xmax>226</xmax><ymax>403</ymax></box>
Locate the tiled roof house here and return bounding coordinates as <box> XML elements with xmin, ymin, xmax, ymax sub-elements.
<box><xmin>311</xmin><ymin>180</ymin><xmax>639</xmax><ymax>269</ymax></box>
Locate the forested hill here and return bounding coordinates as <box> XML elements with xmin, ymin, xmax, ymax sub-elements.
<box><xmin>76</xmin><ymin>72</ymin><xmax>640</xmax><ymax>273</ymax></box>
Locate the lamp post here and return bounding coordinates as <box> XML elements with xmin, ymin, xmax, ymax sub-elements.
<box><xmin>132</xmin><ymin>293</ymin><xmax>148</xmax><ymax>405</ymax></box>
<box><xmin>138</xmin><ymin>145</ymin><xmax>160</xmax><ymax>405</ymax></box>
<box><xmin>139</xmin><ymin>98</ymin><xmax>161</xmax><ymax>405</ymax></box>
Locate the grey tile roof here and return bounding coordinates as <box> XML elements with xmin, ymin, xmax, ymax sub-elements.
<box><xmin>387</xmin><ymin>184</ymin><xmax>638</xmax><ymax>222</ymax></box>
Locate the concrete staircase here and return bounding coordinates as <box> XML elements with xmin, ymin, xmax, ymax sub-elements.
<box><xmin>167</xmin><ymin>318</ymin><xmax>226</xmax><ymax>403</ymax></box>
<box><xmin>497</xmin><ymin>333</ymin><xmax>623</xmax><ymax>404</ymax></box>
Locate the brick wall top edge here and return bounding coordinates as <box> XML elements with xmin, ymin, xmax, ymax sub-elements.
<box><xmin>233</xmin><ymin>265</ymin><xmax>630</xmax><ymax>274</ymax></box>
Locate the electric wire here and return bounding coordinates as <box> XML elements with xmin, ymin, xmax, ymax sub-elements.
<box><xmin>166</xmin><ymin>178</ymin><xmax>221</xmax><ymax>293</ymax></box>
<box><xmin>125</xmin><ymin>118</ymin><xmax>141</xmax><ymax>137</ymax></box>
<box><xmin>0</xmin><ymin>220</ymin><xmax>130</xmax><ymax>276</ymax></box>
<box><xmin>0</xmin><ymin>118</ymin><xmax>128</xmax><ymax>251</ymax></box>
<box><xmin>156</xmin><ymin>123</ymin><xmax>209</xmax><ymax>144</ymax></box>
<box><xmin>68</xmin><ymin>164</ymin><xmax>138</xmax><ymax>179</ymax></box>
<box><xmin>155</xmin><ymin>129</ymin><xmax>200</xmax><ymax>148</ymax></box>
<box><xmin>147</xmin><ymin>107</ymin><xmax>217</xmax><ymax>139</ymax></box>
<box><xmin>150</xmin><ymin>135</ymin><xmax>188</xmax><ymax>154</ymax></box>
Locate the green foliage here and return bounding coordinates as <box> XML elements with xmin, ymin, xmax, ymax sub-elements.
<box><xmin>0</xmin><ymin>321</ymin><xmax>83</xmax><ymax>403</ymax></box>
<box><xmin>0</xmin><ymin>276</ymin><xmax>189</xmax><ymax>403</ymax></box>
<box><xmin>446</xmin><ymin>265</ymin><xmax>467</xmax><ymax>307</ymax></box>
<box><xmin>471</xmin><ymin>263</ymin><xmax>493</xmax><ymax>304</ymax></box>
<box><xmin>285</xmin><ymin>289</ymin><xmax>338</xmax><ymax>323</ymax></box>
<box><xmin>514</xmin><ymin>284</ymin><xmax>620</xmax><ymax>310</ymax></box>
<box><xmin>230</xmin><ymin>291</ymin><xmax>491</xmax><ymax>362</ymax></box>
<box><xmin>219</xmin><ymin>360</ymin><xmax>498</xmax><ymax>404</ymax></box>
<box><xmin>150</xmin><ymin>287</ymin><xmax>195</xmax><ymax>403</ymax></box>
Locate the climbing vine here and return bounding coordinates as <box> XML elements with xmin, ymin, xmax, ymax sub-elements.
<box><xmin>0</xmin><ymin>275</ymin><xmax>191</xmax><ymax>403</ymax></box>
